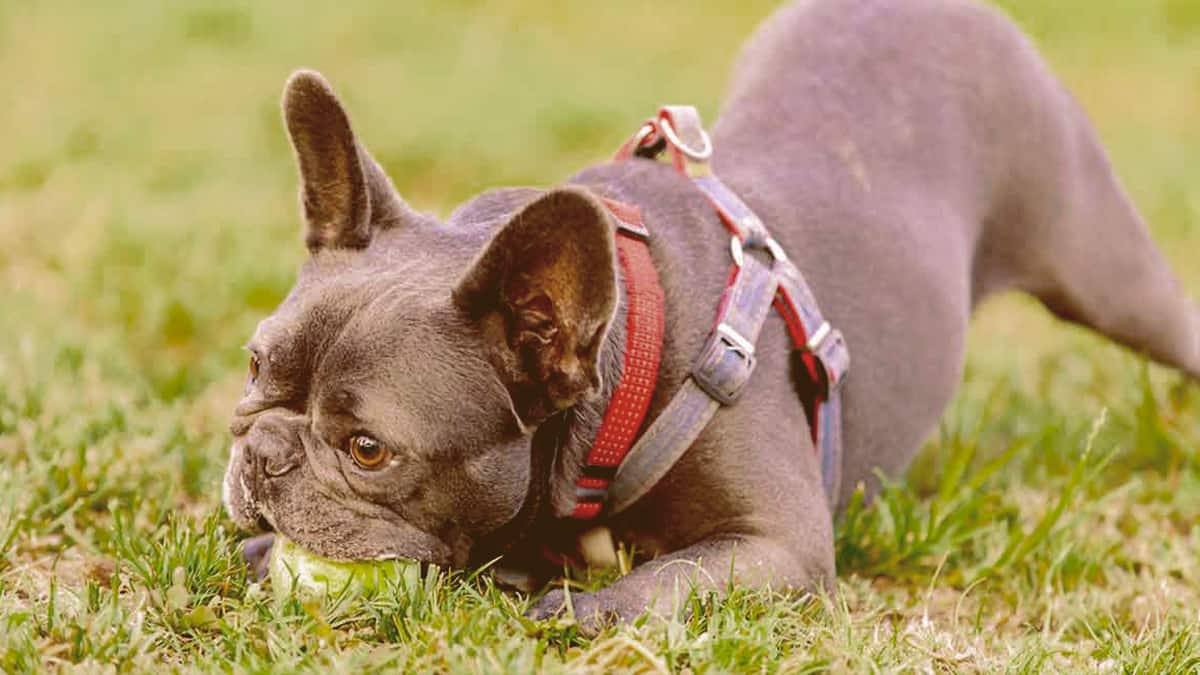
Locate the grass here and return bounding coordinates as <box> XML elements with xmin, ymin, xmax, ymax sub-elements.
<box><xmin>1</xmin><ymin>0</ymin><xmax>1198</xmax><ymax>671</ymax></box>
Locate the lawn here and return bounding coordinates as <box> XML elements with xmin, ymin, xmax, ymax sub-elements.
<box><xmin>1</xmin><ymin>0</ymin><xmax>1198</xmax><ymax>671</ymax></box>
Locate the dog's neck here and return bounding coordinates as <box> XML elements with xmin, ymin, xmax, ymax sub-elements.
<box><xmin>497</xmin><ymin>162</ymin><xmax>702</xmax><ymax>526</ymax></box>
<box><xmin>465</xmin><ymin>259</ymin><xmax>628</xmax><ymax>567</ymax></box>
<box><xmin>537</xmin><ymin>162</ymin><xmax>696</xmax><ymax>514</ymax></box>
<box><xmin>547</xmin><ymin>270</ymin><xmax>630</xmax><ymax>518</ymax></box>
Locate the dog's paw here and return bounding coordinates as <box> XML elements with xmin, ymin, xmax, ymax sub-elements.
<box><xmin>526</xmin><ymin>588</ymin><xmax>626</xmax><ymax>636</ymax></box>
<box><xmin>526</xmin><ymin>587</ymin><xmax>568</xmax><ymax>621</ymax></box>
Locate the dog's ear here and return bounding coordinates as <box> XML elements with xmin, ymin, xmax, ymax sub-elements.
<box><xmin>282</xmin><ymin>70</ymin><xmax>406</xmax><ymax>253</ymax></box>
<box><xmin>454</xmin><ymin>189</ymin><xmax>618</xmax><ymax>426</ymax></box>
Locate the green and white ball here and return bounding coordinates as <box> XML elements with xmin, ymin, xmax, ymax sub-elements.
<box><xmin>268</xmin><ymin>535</ymin><xmax>422</xmax><ymax>602</ymax></box>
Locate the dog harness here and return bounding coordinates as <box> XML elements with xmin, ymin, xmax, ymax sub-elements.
<box><xmin>570</xmin><ymin>106</ymin><xmax>850</xmax><ymax>520</ymax></box>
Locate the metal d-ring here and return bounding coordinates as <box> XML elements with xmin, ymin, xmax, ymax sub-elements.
<box><xmin>658</xmin><ymin>116</ymin><xmax>713</xmax><ymax>162</ymax></box>
<box><xmin>627</xmin><ymin>121</ymin><xmax>659</xmax><ymax>157</ymax></box>
<box><xmin>765</xmin><ymin>237</ymin><xmax>788</xmax><ymax>263</ymax></box>
<box><xmin>631</xmin><ymin>122</ymin><xmax>656</xmax><ymax>148</ymax></box>
<box><xmin>729</xmin><ymin>236</ymin><xmax>744</xmax><ymax>267</ymax></box>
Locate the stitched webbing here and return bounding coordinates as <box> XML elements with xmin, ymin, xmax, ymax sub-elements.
<box><xmin>572</xmin><ymin>104</ymin><xmax>851</xmax><ymax>519</ymax></box>
<box><xmin>571</xmin><ymin>200</ymin><xmax>664</xmax><ymax>520</ymax></box>
<box><xmin>607</xmin><ymin>252</ymin><xmax>778</xmax><ymax>514</ymax></box>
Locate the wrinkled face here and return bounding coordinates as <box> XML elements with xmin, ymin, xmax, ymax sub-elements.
<box><xmin>223</xmin><ymin>71</ymin><xmax>618</xmax><ymax>565</ymax></box>
<box><xmin>223</xmin><ymin>257</ymin><xmax>531</xmax><ymax>565</ymax></box>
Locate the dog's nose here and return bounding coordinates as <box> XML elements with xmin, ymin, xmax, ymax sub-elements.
<box><xmin>244</xmin><ymin>424</ymin><xmax>303</xmax><ymax>478</ymax></box>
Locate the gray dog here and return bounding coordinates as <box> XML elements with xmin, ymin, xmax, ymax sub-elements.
<box><xmin>224</xmin><ymin>0</ymin><xmax>1200</xmax><ymax>625</ymax></box>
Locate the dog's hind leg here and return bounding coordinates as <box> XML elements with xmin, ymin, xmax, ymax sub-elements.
<box><xmin>974</xmin><ymin>42</ymin><xmax>1200</xmax><ymax>380</ymax></box>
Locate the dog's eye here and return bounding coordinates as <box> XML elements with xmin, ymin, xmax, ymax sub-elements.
<box><xmin>348</xmin><ymin>435</ymin><xmax>390</xmax><ymax>470</ymax></box>
<box><xmin>248</xmin><ymin>353</ymin><xmax>261</xmax><ymax>383</ymax></box>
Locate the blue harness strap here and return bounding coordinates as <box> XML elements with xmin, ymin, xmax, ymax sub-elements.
<box><xmin>602</xmin><ymin>105</ymin><xmax>850</xmax><ymax>513</ymax></box>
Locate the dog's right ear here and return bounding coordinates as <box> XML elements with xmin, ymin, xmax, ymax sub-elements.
<box><xmin>282</xmin><ymin>70</ymin><xmax>406</xmax><ymax>253</ymax></box>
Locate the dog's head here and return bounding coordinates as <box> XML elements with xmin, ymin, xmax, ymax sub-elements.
<box><xmin>223</xmin><ymin>71</ymin><xmax>620</xmax><ymax>565</ymax></box>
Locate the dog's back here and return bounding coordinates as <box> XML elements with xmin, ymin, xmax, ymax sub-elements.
<box><xmin>712</xmin><ymin>0</ymin><xmax>1200</xmax><ymax>500</ymax></box>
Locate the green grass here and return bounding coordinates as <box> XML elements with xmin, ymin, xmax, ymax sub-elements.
<box><xmin>2</xmin><ymin>0</ymin><xmax>1198</xmax><ymax>671</ymax></box>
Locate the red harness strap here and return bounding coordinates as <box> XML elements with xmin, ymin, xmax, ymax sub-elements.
<box><xmin>565</xmin><ymin>106</ymin><xmax>849</xmax><ymax>521</ymax></box>
<box><xmin>570</xmin><ymin>199</ymin><xmax>665</xmax><ymax>520</ymax></box>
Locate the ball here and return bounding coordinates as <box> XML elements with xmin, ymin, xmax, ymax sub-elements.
<box><xmin>268</xmin><ymin>535</ymin><xmax>422</xmax><ymax>602</ymax></box>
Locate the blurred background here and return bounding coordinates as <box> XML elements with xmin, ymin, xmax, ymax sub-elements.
<box><xmin>0</xmin><ymin>0</ymin><xmax>1196</xmax><ymax>574</ymax></box>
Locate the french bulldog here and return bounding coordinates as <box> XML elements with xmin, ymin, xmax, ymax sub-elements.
<box><xmin>224</xmin><ymin>0</ymin><xmax>1200</xmax><ymax>625</ymax></box>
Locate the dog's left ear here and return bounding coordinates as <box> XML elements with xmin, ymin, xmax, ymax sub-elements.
<box><xmin>454</xmin><ymin>188</ymin><xmax>618</xmax><ymax>427</ymax></box>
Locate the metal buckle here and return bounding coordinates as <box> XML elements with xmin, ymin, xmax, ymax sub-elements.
<box><xmin>808</xmin><ymin>324</ymin><xmax>849</xmax><ymax>392</ymax></box>
<box><xmin>692</xmin><ymin>322</ymin><xmax>757</xmax><ymax>405</ymax></box>
<box><xmin>736</xmin><ymin>215</ymin><xmax>769</xmax><ymax>249</ymax></box>
<box><xmin>615</xmin><ymin>217</ymin><xmax>650</xmax><ymax>241</ymax></box>
<box><xmin>732</xmin><ymin>234</ymin><xmax>790</xmax><ymax>267</ymax></box>
<box><xmin>658</xmin><ymin>116</ymin><xmax>714</xmax><ymax>162</ymax></box>
<box><xmin>806</xmin><ymin>322</ymin><xmax>832</xmax><ymax>352</ymax></box>
<box><xmin>717</xmin><ymin>322</ymin><xmax>756</xmax><ymax>355</ymax></box>
<box><xmin>765</xmin><ymin>237</ymin><xmax>788</xmax><ymax>263</ymax></box>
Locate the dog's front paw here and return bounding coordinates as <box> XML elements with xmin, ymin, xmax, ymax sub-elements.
<box><xmin>527</xmin><ymin>587</ymin><xmax>631</xmax><ymax>636</ymax></box>
<box><xmin>526</xmin><ymin>587</ymin><xmax>569</xmax><ymax>621</ymax></box>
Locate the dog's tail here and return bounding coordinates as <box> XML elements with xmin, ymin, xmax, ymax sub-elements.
<box><xmin>973</xmin><ymin>21</ymin><xmax>1200</xmax><ymax>381</ymax></box>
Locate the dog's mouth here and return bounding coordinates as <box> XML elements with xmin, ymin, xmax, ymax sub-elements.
<box><xmin>223</xmin><ymin>441</ymin><xmax>274</xmax><ymax>534</ymax></box>
<box><xmin>253</xmin><ymin>513</ymin><xmax>273</xmax><ymax>533</ymax></box>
